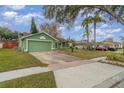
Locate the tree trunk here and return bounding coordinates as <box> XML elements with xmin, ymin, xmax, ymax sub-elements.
<box><xmin>123</xmin><ymin>47</ymin><xmax>124</xmax><ymax>55</ymax></box>
<box><xmin>94</xmin><ymin>22</ymin><xmax>96</xmax><ymax>50</ymax></box>
<box><xmin>86</xmin><ymin>24</ymin><xmax>89</xmax><ymax>50</ymax></box>
<box><xmin>123</xmin><ymin>43</ymin><xmax>124</xmax><ymax>55</ymax></box>
<box><xmin>71</xmin><ymin>47</ymin><xmax>74</xmax><ymax>52</ymax></box>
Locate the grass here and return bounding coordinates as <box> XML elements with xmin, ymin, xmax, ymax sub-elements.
<box><xmin>107</xmin><ymin>53</ymin><xmax>124</xmax><ymax>62</ymax></box>
<box><xmin>59</xmin><ymin>48</ymin><xmax>109</xmax><ymax>60</ymax></box>
<box><xmin>0</xmin><ymin>49</ymin><xmax>47</xmax><ymax>72</ymax></box>
<box><xmin>0</xmin><ymin>71</ymin><xmax>56</xmax><ymax>88</ymax></box>
<box><xmin>117</xmin><ymin>48</ymin><xmax>123</xmax><ymax>52</ymax></box>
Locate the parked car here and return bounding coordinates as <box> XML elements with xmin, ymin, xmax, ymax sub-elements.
<box><xmin>105</xmin><ymin>46</ymin><xmax>117</xmax><ymax>51</ymax></box>
<box><xmin>96</xmin><ymin>46</ymin><xmax>108</xmax><ymax>51</ymax></box>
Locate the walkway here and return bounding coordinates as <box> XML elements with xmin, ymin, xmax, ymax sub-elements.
<box><xmin>94</xmin><ymin>71</ymin><xmax>124</xmax><ymax>88</ymax></box>
<box><xmin>54</xmin><ymin>62</ymin><xmax>124</xmax><ymax>88</ymax></box>
<box><xmin>0</xmin><ymin>57</ymin><xmax>124</xmax><ymax>88</ymax></box>
<box><xmin>0</xmin><ymin>67</ymin><xmax>49</xmax><ymax>82</ymax></box>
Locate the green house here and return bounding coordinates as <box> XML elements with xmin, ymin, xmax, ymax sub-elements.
<box><xmin>19</xmin><ymin>32</ymin><xmax>68</xmax><ymax>52</ymax></box>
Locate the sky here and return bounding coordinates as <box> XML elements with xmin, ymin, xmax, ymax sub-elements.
<box><xmin>0</xmin><ymin>5</ymin><xmax>123</xmax><ymax>42</ymax></box>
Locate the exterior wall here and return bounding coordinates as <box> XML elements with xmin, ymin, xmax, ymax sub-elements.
<box><xmin>20</xmin><ymin>33</ymin><xmax>57</xmax><ymax>52</ymax></box>
<box><xmin>0</xmin><ymin>43</ymin><xmax>3</xmax><ymax>48</ymax></box>
<box><xmin>75</xmin><ymin>45</ymin><xmax>83</xmax><ymax>49</ymax></box>
<box><xmin>22</xmin><ymin>39</ymin><xmax>26</xmax><ymax>51</ymax></box>
<box><xmin>57</xmin><ymin>42</ymin><xmax>69</xmax><ymax>49</ymax></box>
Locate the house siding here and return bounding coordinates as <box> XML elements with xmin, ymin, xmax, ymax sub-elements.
<box><xmin>19</xmin><ymin>32</ymin><xmax>57</xmax><ymax>52</ymax></box>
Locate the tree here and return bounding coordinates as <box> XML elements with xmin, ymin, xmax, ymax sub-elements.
<box><xmin>0</xmin><ymin>27</ymin><xmax>11</xmax><ymax>40</ymax></box>
<box><xmin>68</xmin><ymin>38</ymin><xmax>75</xmax><ymax>52</ymax></box>
<box><xmin>30</xmin><ymin>17</ymin><xmax>38</xmax><ymax>34</ymax></box>
<box><xmin>40</xmin><ymin>23</ymin><xmax>62</xmax><ymax>38</ymax></box>
<box><xmin>11</xmin><ymin>31</ymin><xmax>18</xmax><ymax>40</ymax></box>
<box><xmin>0</xmin><ymin>27</ymin><xmax>18</xmax><ymax>40</ymax></box>
<box><xmin>81</xmin><ymin>16</ymin><xmax>92</xmax><ymax>44</ymax></box>
<box><xmin>43</xmin><ymin>5</ymin><xmax>124</xmax><ymax>26</ymax></box>
<box><xmin>81</xmin><ymin>14</ymin><xmax>93</xmax><ymax>50</ymax></box>
<box><xmin>43</xmin><ymin>5</ymin><xmax>124</xmax><ymax>51</ymax></box>
<box><xmin>90</xmin><ymin>13</ymin><xmax>106</xmax><ymax>49</ymax></box>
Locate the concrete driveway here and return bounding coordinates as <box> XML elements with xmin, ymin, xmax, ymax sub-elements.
<box><xmin>30</xmin><ymin>51</ymin><xmax>82</xmax><ymax>64</ymax></box>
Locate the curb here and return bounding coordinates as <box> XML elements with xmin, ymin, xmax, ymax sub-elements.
<box><xmin>93</xmin><ymin>71</ymin><xmax>124</xmax><ymax>88</ymax></box>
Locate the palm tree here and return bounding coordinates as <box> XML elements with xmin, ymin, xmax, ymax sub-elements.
<box><xmin>81</xmin><ymin>16</ymin><xmax>92</xmax><ymax>49</ymax></box>
<box><xmin>90</xmin><ymin>14</ymin><xmax>106</xmax><ymax>49</ymax></box>
<box><xmin>43</xmin><ymin>6</ymin><xmax>124</xmax><ymax>27</ymax></box>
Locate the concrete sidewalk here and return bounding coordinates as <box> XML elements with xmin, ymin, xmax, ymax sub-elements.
<box><xmin>0</xmin><ymin>67</ymin><xmax>49</xmax><ymax>82</ymax></box>
<box><xmin>54</xmin><ymin>62</ymin><xmax>124</xmax><ymax>88</ymax></box>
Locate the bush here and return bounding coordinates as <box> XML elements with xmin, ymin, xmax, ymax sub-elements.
<box><xmin>107</xmin><ymin>53</ymin><xmax>124</xmax><ymax>62</ymax></box>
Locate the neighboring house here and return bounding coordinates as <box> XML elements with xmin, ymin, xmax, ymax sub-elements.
<box><xmin>0</xmin><ymin>40</ymin><xmax>4</xmax><ymax>48</ymax></box>
<box><xmin>22</xmin><ymin>32</ymin><xmax>30</xmax><ymax>36</ymax></box>
<box><xmin>19</xmin><ymin>31</ymin><xmax>68</xmax><ymax>52</ymax></box>
<box><xmin>3</xmin><ymin>40</ymin><xmax>18</xmax><ymax>48</ymax></box>
<box><xmin>0</xmin><ymin>40</ymin><xmax>18</xmax><ymax>48</ymax></box>
<box><xmin>75</xmin><ymin>40</ymin><xmax>88</xmax><ymax>49</ymax></box>
<box><xmin>100</xmin><ymin>41</ymin><xmax>122</xmax><ymax>48</ymax></box>
<box><xmin>113</xmin><ymin>42</ymin><xmax>123</xmax><ymax>48</ymax></box>
<box><xmin>56</xmin><ymin>37</ymin><xmax>68</xmax><ymax>49</ymax></box>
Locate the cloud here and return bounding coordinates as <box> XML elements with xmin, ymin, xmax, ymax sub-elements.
<box><xmin>74</xmin><ymin>25</ymin><xmax>82</xmax><ymax>31</ymax></box>
<box><xmin>1</xmin><ymin>11</ymin><xmax>18</xmax><ymax>20</ymax></box>
<box><xmin>106</xmin><ymin>34</ymin><xmax>114</xmax><ymax>38</ymax></box>
<box><xmin>91</xmin><ymin>27</ymin><xmax>121</xmax><ymax>36</ymax></box>
<box><xmin>15</xmin><ymin>12</ymin><xmax>42</xmax><ymax>25</ymax></box>
<box><xmin>0</xmin><ymin>21</ymin><xmax>10</xmax><ymax>27</ymax></box>
<box><xmin>1</xmin><ymin>10</ymin><xmax>43</xmax><ymax>25</ymax></box>
<box><xmin>99</xmin><ymin>24</ymin><xmax>108</xmax><ymax>28</ymax></box>
<box><xmin>91</xmin><ymin>27</ymin><xmax>121</xmax><ymax>41</ymax></box>
<box><xmin>59</xmin><ymin>26</ymin><xmax>65</xmax><ymax>31</ymax></box>
<box><xmin>4</xmin><ymin>5</ymin><xmax>26</xmax><ymax>10</ymax></box>
<box><xmin>106</xmin><ymin>28</ymin><xmax>121</xmax><ymax>33</ymax></box>
<box><xmin>91</xmin><ymin>28</ymin><xmax>105</xmax><ymax>36</ymax></box>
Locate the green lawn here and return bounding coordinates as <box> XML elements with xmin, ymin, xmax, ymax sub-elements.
<box><xmin>59</xmin><ymin>48</ymin><xmax>109</xmax><ymax>59</ymax></box>
<box><xmin>0</xmin><ymin>49</ymin><xmax>47</xmax><ymax>72</ymax></box>
<box><xmin>0</xmin><ymin>71</ymin><xmax>56</xmax><ymax>88</ymax></box>
<box><xmin>107</xmin><ymin>53</ymin><xmax>124</xmax><ymax>62</ymax></box>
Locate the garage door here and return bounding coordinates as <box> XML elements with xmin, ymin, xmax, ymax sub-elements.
<box><xmin>28</xmin><ymin>40</ymin><xmax>52</xmax><ymax>52</ymax></box>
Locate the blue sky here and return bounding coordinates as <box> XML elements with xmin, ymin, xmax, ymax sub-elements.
<box><xmin>0</xmin><ymin>5</ymin><xmax>123</xmax><ymax>42</ymax></box>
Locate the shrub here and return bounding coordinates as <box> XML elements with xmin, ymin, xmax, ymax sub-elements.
<box><xmin>107</xmin><ymin>53</ymin><xmax>124</xmax><ymax>62</ymax></box>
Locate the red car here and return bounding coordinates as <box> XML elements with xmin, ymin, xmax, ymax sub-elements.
<box><xmin>96</xmin><ymin>46</ymin><xmax>108</xmax><ymax>51</ymax></box>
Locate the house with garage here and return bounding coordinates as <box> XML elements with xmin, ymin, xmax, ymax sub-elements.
<box><xmin>19</xmin><ymin>31</ymin><xmax>68</xmax><ymax>52</ymax></box>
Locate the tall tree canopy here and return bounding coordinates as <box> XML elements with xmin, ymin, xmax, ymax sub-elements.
<box><xmin>0</xmin><ymin>27</ymin><xmax>18</xmax><ymax>40</ymax></box>
<box><xmin>40</xmin><ymin>23</ymin><xmax>62</xmax><ymax>38</ymax></box>
<box><xmin>30</xmin><ymin>17</ymin><xmax>38</xmax><ymax>34</ymax></box>
<box><xmin>43</xmin><ymin>5</ymin><xmax>124</xmax><ymax>26</ymax></box>
<box><xmin>89</xmin><ymin>13</ymin><xmax>106</xmax><ymax>48</ymax></box>
<box><xmin>81</xmin><ymin>16</ymin><xmax>92</xmax><ymax>43</ymax></box>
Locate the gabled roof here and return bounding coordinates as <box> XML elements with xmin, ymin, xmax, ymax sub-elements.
<box><xmin>22</xmin><ymin>32</ymin><xmax>30</xmax><ymax>36</ymax></box>
<box><xmin>55</xmin><ymin>37</ymin><xmax>66</xmax><ymax>43</ymax></box>
<box><xmin>20</xmin><ymin>31</ymin><xmax>59</xmax><ymax>42</ymax></box>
